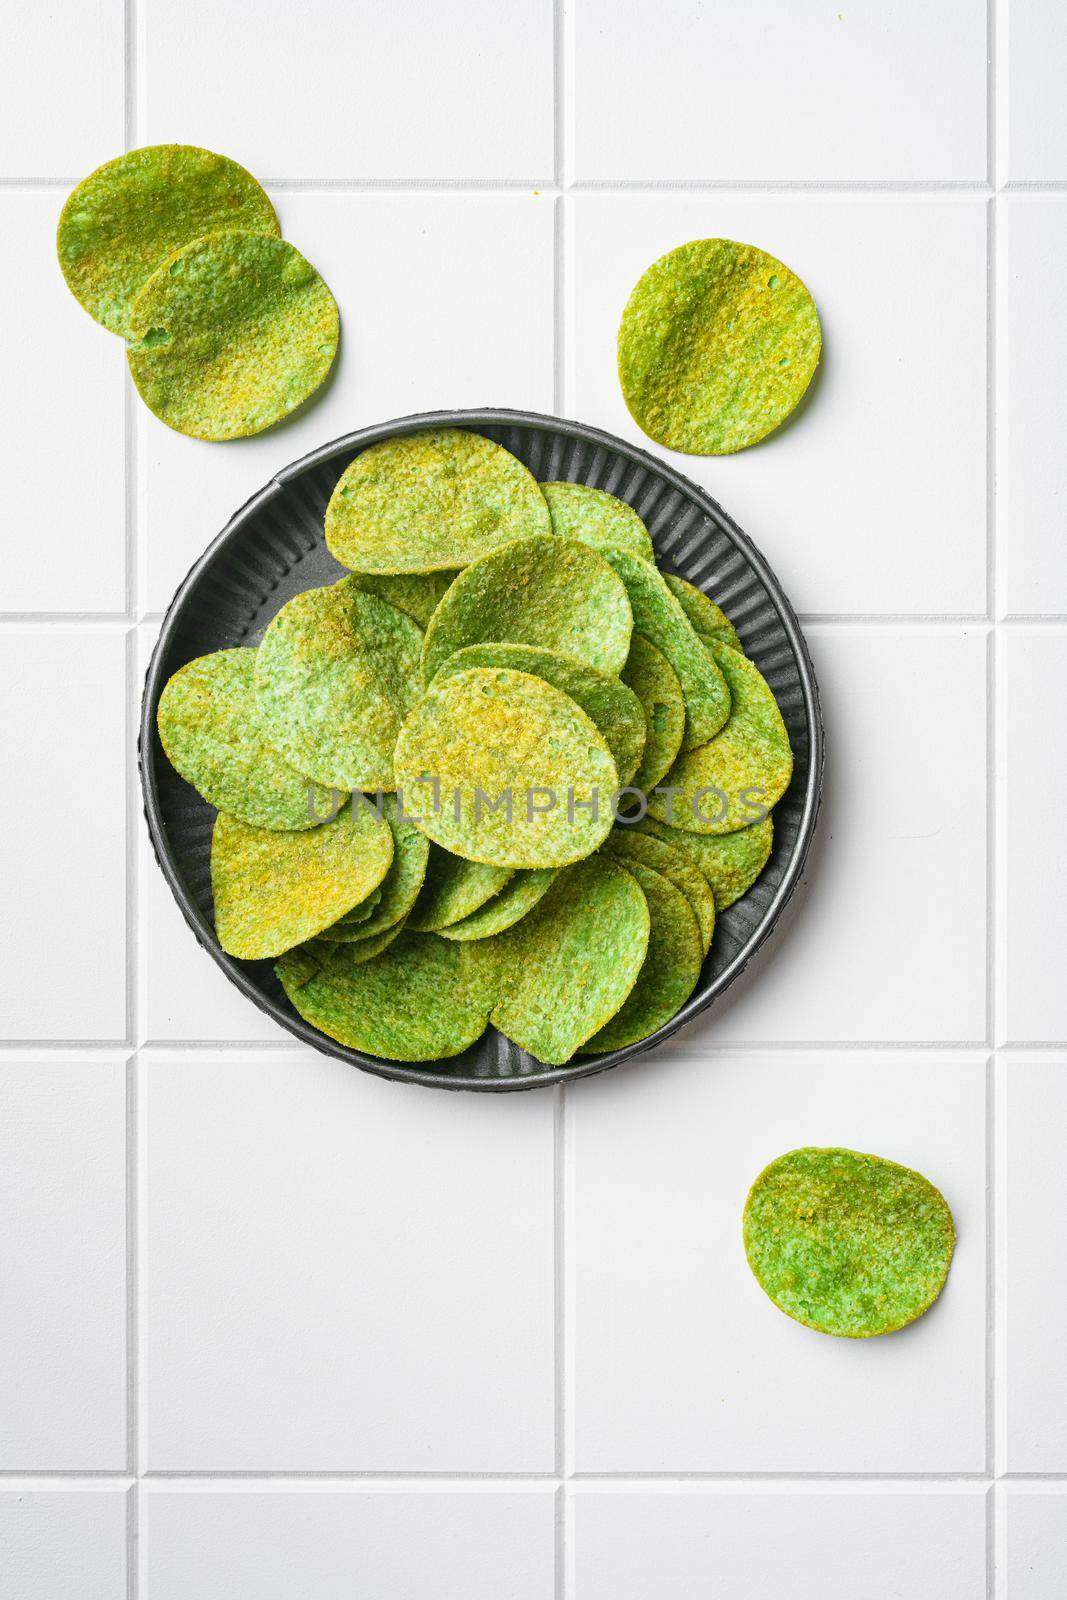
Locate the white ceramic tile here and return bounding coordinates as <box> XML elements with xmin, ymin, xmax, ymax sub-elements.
<box><xmin>1002</xmin><ymin>1056</ymin><xmax>1067</xmax><ymax>1472</ymax></box>
<box><xmin>570</xmin><ymin>194</ymin><xmax>988</xmax><ymax>618</ymax></box>
<box><xmin>570</xmin><ymin>1050</ymin><xmax>986</xmax><ymax>1472</ymax></box>
<box><xmin>1003</xmin><ymin>632</ymin><xmax>1067</xmax><ymax>1042</ymax></box>
<box><xmin>573</xmin><ymin>0</ymin><xmax>986</xmax><ymax>181</ymax></box>
<box><xmin>1003</xmin><ymin>1487</ymin><xmax>1067</xmax><ymax>1600</ymax></box>
<box><xmin>0</xmin><ymin>629</ymin><xmax>128</xmax><ymax>1040</ymax></box>
<box><xmin>139</xmin><ymin>0</ymin><xmax>553</xmax><ymax>180</ymax></box>
<box><xmin>1</xmin><ymin>195</ymin><xmax>126</xmax><ymax>612</ymax></box>
<box><xmin>139</xmin><ymin>190</ymin><xmax>555</xmax><ymax>612</ymax></box>
<box><xmin>1007</xmin><ymin>0</ymin><xmax>1067</xmax><ymax>179</ymax></box>
<box><xmin>144</xmin><ymin>1485</ymin><xmax>555</xmax><ymax>1600</ymax></box>
<box><xmin>1</xmin><ymin>6</ymin><xmax>123</xmax><ymax>177</ymax></box>
<box><xmin>0</xmin><ymin>1488</ymin><xmax>128</xmax><ymax>1600</ymax></box>
<box><xmin>143</xmin><ymin>1050</ymin><xmax>555</xmax><ymax>1470</ymax></box>
<box><xmin>572</xmin><ymin>1486</ymin><xmax>987</xmax><ymax>1600</ymax></box>
<box><xmin>1002</xmin><ymin>200</ymin><xmax>1067</xmax><ymax>615</ymax></box>
<box><xmin>0</xmin><ymin>1057</ymin><xmax>127</xmax><ymax>1468</ymax></box>
<box><xmin>692</xmin><ymin>627</ymin><xmax>987</xmax><ymax>1045</ymax></box>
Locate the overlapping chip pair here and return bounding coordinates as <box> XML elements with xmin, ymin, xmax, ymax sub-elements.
<box><xmin>157</xmin><ymin>428</ymin><xmax>794</xmax><ymax>1066</ymax></box>
<box><xmin>58</xmin><ymin>144</ymin><xmax>338</xmax><ymax>439</ymax></box>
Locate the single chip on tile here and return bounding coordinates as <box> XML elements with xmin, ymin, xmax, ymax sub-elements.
<box><xmin>127</xmin><ymin>230</ymin><xmax>338</xmax><ymax>440</ymax></box>
<box><xmin>743</xmin><ymin>1147</ymin><xmax>956</xmax><ymax>1338</ymax></box>
<box><xmin>619</xmin><ymin>237</ymin><xmax>821</xmax><ymax>454</ymax></box>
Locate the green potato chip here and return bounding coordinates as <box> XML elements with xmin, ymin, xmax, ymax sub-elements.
<box><xmin>647</xmin><ymin>640</ymin><xmax>792</xmax><ymax>835</ymax></box>
<box><xmin>127</xmin><ymin>230</ymin><xmax>338</xmax><ymax>441</ymax></box>
<box><xmin>254</xmin><ymin>579</ymin><xmax>423</xmax><ymax>791</ymax></box>
<box><xmin>156</xmin><ymin>647</ymin><xmax>340</xmax><ymax>831</ymax></box>
<box><xmin>431</xmin><ymin>643</ymin><xmax>646</xmax><ymax>788</ymax></box>
<box><xmin>618</xmin><ymin>238</ymin><xmax>822</xmax><ymax>455</ymax></box>
<box><xmin>580</xmin><ymin>861</ymin><xmax>703</xmax><ymax>1054</ymax></box>
<box><xmin>326</xmin><ymin>793</ymin><xmax>430</xmax><ymax>941</ymax></box>
<box><xmin>637</xmin><ymin>813</ymin><xmax>773</xmax><ymax>909</ymax></box>
<box><xmin>743</xmin><ymin>1147</ymin><xmax>956</xmax><ymax>1338</ymax></box>
<box><xmin>57</xmin><ymin>144</ymin><xmax>280</xmax><ymax>338</ymax></box>
<box><xmin>346</xmin><ymin>572</ymin><xmax>457</xmax><ymax>629</ymax></box>
<box><xmin>277</xmin><ymin>931</ymin><xmax>493</xmax><ymax>1062</ymax></box>
<box><xmin>407</xmin><ymin>844</ymin><xmax>513</xmax><ymax>932</ymax></box>
<box><xmin>663</xmin><ymin>574</ymin><xmax>740</xmax><ymax>649</ymax></box>
<box><xmin>602</xmin><ymin>829</ymin><xmax>714</xmax><ymax>955</ymax></box>
<box><xmin>488</xmin><ymin>856</ymin><xmax>650</xmax><ymax>1066</ymax></box>
<box><xmin>437</xmin><ymin>868</ymin><xmax>559</xmax><ymax>942</ymax></box>
<box><xmin>421</xmin><ymin>536</ymin><xmax>633</xmax><ymax>683</ymax></box>
<box><xmin>325</xmin><ymin>429</ymin><xmax>551</xmax><ymax>574</ymax></box>
<box><xmin>211</xmin><ymin>797</ymin><xmax>393</xmax><ymax>960</ymax></box>
<box><xmin>601</xmin><ymin>549</ymin><xmax>729</xmax><ymax>750</ymax></box>
<box><xmin>395</xmin><ymin>667</ymin><xmax>618</xmax><ymax>869</ymax></box>
<box><xmin>540</xmin><ymin>481</ymin><xmax>654</xmax><ymax>562</ymax></box>
<box><xmin>620</xmin><ymin>634</ymin><xmax>686</xmax><ymax>794</ymax></box>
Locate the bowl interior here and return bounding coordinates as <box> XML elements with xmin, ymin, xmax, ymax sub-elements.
<box><xmin>141</xmin><ymin>409</ymin><xmax>822</xmax><ymax>1089</ymax></box>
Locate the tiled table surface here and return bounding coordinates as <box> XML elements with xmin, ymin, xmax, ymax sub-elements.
<box><xmin>3</xmin><ymin>2</ymin><xmax>1067</xmax><ymax>1595</ymax></box>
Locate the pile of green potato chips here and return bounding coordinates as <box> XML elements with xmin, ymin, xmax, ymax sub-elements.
<box><xmin>156</xmin><ymin>428</ymin><xmax>794</xmax><ymax>1066</ymax></box>
<box><xmin>58</xmin><ymin>145</ymin><xmax>338</xmax><ymax>440</ymax></box>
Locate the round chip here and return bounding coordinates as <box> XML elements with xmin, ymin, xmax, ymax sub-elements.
<box><xmin>127</xmin><ymin>230</ymin><xmax>338</xmax><ymax>440</ymax></box>
<box><xmin>488</xmin><ymin>856</ymin><xmax>651</xmax><ymax>1065</ymax></box>
<box><xmin>438</xmin><ymin>869</ymin><xmax>559</xmax><ymax>942</ymax></box>
<box><xmin>254</xmin><ymin>580</ymin><xmax>423</xmax><ymax>791</ymax></box>
<box><xmin>580</xmin><ymin>862</ymin><xmax>703</xmax><ymax>1054</ymax></box>
<box><xmin>662</xmin><ymin>574</ymin><xmax>740</xmax><ymax>649</ymax></box>
<box><xmin>541</xmin><ymin>481</ymin><xmax>654</xmax><ymax>562</ymax></box>
<box><xmin>57</xmin><ymin>144</ymin><xmax>280</xmax><ymax>337</ymax></box>
<box><xmin>743</xmin><ymin>1147</ymin><xmax>956</xmax><ymax>1338</ymax></box>
<box><xmin>156</xmin><ymin>647</ymin><xmax>340</xmax><ymax>830</ymax></box>
<box><xmin>407</xmin><ymin>846</ymin><xmax>513</xmax><ymax>932</ymax></box>
<box><xmin>211</xmin><ymin>798</ymin><xmax>394</xmax><ymax>960</ymax></box>
<box><xmin>602</xmin><ymin>829</ymin><xmax>714</xmax><ymax>955</ymax></box>
<box><xmin>647</xmin><ymin>640</ymin><xmax>792</xmax><ymax>835</ymax></box>
<box><xmin>422</xmin><ymin>536</ymin><xmax>633</xmax><ymax>683</ymax></box>
<box><xmin>277</xmin><ymin>932</ymin><xmax>493</xmax><ymax>1062</ymax></box>
<box><xmin>602</xmin><ymin>549</ymin><xmax>729</xmax><ymax>749</ymax></box>
<box><xmin>637</xmin><ymin>814</ymin><xmax>773</xmax><ymax>909</ymax></box>
<box><xmin>328</xmin><ymin>794</ymin><xmax>429</xmax><ymax>941</ymax></box>
<box><xmin>618</xmin><ymin>238</ymin><xmax>822</xmax><ymax>455</ymax></box>
<box><xmin>432</xmin><ymin>643</ymin><xmax>646</xmax><ymax>787</ymax></box>
<box><xmin>620</xmin><ymin>634</ymin><xmax>686</xmax><ymax>794</ymax></box>
<box><xmin>325</xmin><ymin>429</ymin><xmax>551</xmax><ymax>573</ymax></box>
<box><xmin>394</xmin><ymin>667</ymin><xmax>618</xmax><ymax>869</ymax></box>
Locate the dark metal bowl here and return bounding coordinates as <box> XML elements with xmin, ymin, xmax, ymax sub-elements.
<box><xmin>140</xmin><ymin>408</ymin><xmax>824</xmax><ymax>1090</ymax></box>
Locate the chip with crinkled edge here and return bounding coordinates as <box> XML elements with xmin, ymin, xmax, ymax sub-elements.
<box><xmin>57</xmin><ymin>144</ymin><xmax>280</xmax><ymax>337</ymax></box>
<box><xmin>431</xmin><ymin>642</ymin><xmax>646</xmax><ymax>788</ymax></box>
<box><xmin>395</xmin><ymin>667</ymin><xmax>618</xmax><ymax>869</ymax></box>
<box><xmin>663</xmin><ymin>574</ymin><xmax>740</xmax><ymax>649</ymax></box>
<box><xmin>325</xmin><ymin>429</ymin><xmax>551</xmax><ymax>574</ymax></box>
<box><xmin>618</xmin><ymin>238</ymin><xmax>821</xmax><ymax>455</ymax></box>
<box><xmin>743</xmin><ymin>1147</ymin><xmax>956</xmax><ymax>1338</ymax></box>
<box><xmin>277</xmin><ymin>931</ymin><xmax>493</xmax><ymax>1062</ymax></box>
<box><xmin>488</xmin><ymin>856</ymin><xmax>650</xmax><ymax>1065</ymax></box>
<box><xmin>637</xmin><ymin>813</ymin><xmax>773</xmax><ymax>910</ymax></box>
<box><xmin>346</xmin><ymin>572</ymin><xmax>457</xmax><ymax>629</ymax></box>
<box><xmin>620</xmin><ymin>634</ymin><xmax>685</xmax><ymax>794</ymax></box>
<box><xmin>254</xmin><ymin>579</ymin><xmax>423</xmax><ymax>791</ymax></box>
<box><xmin>211</xmin><ymin>797</ymin><xmax>393</xmax><ymax>960</ymax></box>
<box><xmin>540</xmin><ymin>481</ymin><xmax>654</xmax><ymax>562</ymax></box>
<box><xmin>127</xmin><ymin>230</ymin><xmax>338</xmax><ymax>441</ymax></box>
<box><xmin>156</xmin><ymin>647</ymin><xmax>340</xmax><ymax>831</ymax></box>
<box><xmin>407</xmin><ymin>845</ymin><xmax>513</xmax><ymax>932</ymax></box>
<box><xmin>602</xmin><ymin>829</ymin><xmax>714</xmax><ymax>955</ymax></box>
<box><xmin>421</xmin><ymin>535</ymin><xmax>633</xmax><ymax>683</ymax></box>
<box><xmin>580</xmin><ymin>861</ymin><xmax>703</xmax><ymax>1053</ymax></box>
<box><xmin>647</xmin><ymin>640</ymin><xmax>792</xmax><ymax>835</ymax></box>
<box><xmin>324</xmin><ymin>794</ymin><xmax>430</xmax><ymax>941</ymax></box>
<box><xmin>438</xmin><ymin>868</ymin><xmax>559</xmax><ymax>942</ymax></box>
<box><xmin>602</xmin><ymin>549</ymin><xmax>729</xmax><ymax>750</ymax></box>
